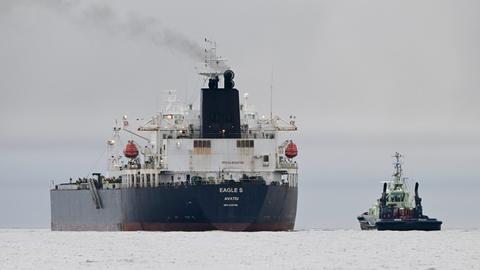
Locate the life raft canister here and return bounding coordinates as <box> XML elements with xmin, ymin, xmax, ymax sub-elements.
<box><xmin>285</xmin><ymin>141</ymin><xmax>298</xmax><ymax>159</ymax></box>
<box><xmin>124</xmin><ymin>140</ymin><xmax>139</xmax><ymax>159</ymax></box>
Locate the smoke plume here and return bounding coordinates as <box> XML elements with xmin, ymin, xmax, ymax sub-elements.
<box><xmin>1</xmin><ymin>0</ymin><xmax>221</xmax><ymax>65</ymax></box>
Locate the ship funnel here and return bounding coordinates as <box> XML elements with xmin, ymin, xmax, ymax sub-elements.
<box><xmin>201</xmin><ymin>69</ymin><xmax>241</xmax><ymax>138</ymax></box>
<box><xmin>379</xmin><ymin>182</ymin><xmax>388</xmax><ymax>209</ymax></box>
<box><xmin>414</xmin><ymin>182</ymin><xmax>423</xmax><ymax>217</ymax></box>
<box><xmin>208</xmin><ymin>76</ymin><xmax>219</xmax><ymax>89</ymax></box>
<box><xmin>224</xmin><ymin>70</ymin><xmax>235</xmax><ymax>89</ymax></box>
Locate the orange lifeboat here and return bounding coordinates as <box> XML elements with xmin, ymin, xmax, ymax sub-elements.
<box><xmin>285</xmin><ymin>141</ymin><xmax>298</xmax><ymax>158</ymax></box>
<box><xmin>124</xmin><ymin>140</ymin><xmax>139</xmax><ymax>159</ymax></box>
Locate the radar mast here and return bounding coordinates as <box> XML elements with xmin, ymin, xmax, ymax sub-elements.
<box><xmin>196</xmin><ymin>38</ymin><xmax>228</xmax><ymax>80</ymax></box>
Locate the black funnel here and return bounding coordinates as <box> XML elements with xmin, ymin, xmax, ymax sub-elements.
<box><xmin>200</xmin><ymin>70</ymin><xmax>241</xmax><ymax>138</ymax></box>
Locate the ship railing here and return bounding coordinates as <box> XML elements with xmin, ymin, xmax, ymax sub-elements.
<box><xmin>56</xmin><ymin>176</ymin><xmax>122</xmax><ymax>190</ymax></box>
<box><xmin>128</xmin><ymin>178</ymin><xmax>289</xmax><ymax>188</ymax></box>
<box><xmin>59</xmin><ymin>176</ymin><xmax>290</xmax><ymax>190</ymax></box>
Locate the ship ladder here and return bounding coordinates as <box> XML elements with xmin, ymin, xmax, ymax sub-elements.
<box><xmin>88</xmin><ymin>179</ymin><xmax>103</xmax><ymax>209</ymax></box>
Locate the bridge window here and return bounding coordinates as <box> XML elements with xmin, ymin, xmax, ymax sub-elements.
<box><xmin>237</xmin><ymin>140</ymin><xmax>254</xmax><ymax>148</ymax></box>
<box><xmin>194</xmin><ymin>140</ymin><xmax>211</xmax><ymax>148</ymax></box>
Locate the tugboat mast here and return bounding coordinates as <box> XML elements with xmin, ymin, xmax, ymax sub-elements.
<box><xmin>393</xmin><ymin>152</ymin><xmax>403</xmax><ymax>181</ymax></box>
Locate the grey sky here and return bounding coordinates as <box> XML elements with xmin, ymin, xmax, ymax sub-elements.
<box><xmin>0</xmin><ymin>0</ymin><xmax>479</xmax><ymax>228</ymax></box>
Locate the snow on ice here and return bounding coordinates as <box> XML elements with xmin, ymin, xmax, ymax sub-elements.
<box><xmin>0</xmin><ymin>229</ymin><xmax>479</xmax><ymax>270</ymax></box>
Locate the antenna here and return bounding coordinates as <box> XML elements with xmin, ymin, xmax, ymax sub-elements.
<box><xmin>270</xmin><ymin>65</ymin><xmax>274</xmax><ymax>120</ymax></box>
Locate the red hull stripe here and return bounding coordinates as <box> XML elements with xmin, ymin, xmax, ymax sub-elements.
<box><xmin>122</xmin><ymin>222</ymin><xmax>294</xmax><ymax>231</ymax></box>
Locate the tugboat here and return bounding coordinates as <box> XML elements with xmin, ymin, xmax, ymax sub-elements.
<box><xmin>357</xmin><ymin>153</ymin><xmax>442</xmax><ymax>231</ymax></box>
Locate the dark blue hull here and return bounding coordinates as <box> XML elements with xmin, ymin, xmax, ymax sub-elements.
<box><xmin>376</xmin><ymin>219</ymin><xmax>442</xmax><ymax>231</ymax></box>
<box><xmin>51</xmin><ymin>183</ymin><xmax>297</xmax><ymax>231</ymax></box>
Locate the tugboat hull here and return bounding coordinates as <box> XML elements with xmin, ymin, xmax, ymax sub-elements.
<box><xmin>376</xmin><ymin>219</ymin><xmax>442</xmax><ymax>231</ymax></box>
<box><xmin>357</xmin><ymin>214</ymin><xmax>377</xmax><ymax>230</ymax></box>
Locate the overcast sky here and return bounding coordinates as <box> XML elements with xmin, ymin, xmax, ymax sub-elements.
<box><xmin>0</xmin><ymin>0</ymin><xmax>479</xmax><ymax>229</ymax></box>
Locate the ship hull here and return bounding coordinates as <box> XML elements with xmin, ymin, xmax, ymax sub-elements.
<box><xmin>357</xmin><ymin>213</ymin><xmax>442</xmax><ymax>231</ymax></box>
<box><xmin>357</xmin><ymin>214</ymin><xmax>377</xmax><ymax>230</ymax></box>
<box><xmin>376</xmin><ymin>219</ymin><xmax>442</xmax><ymax>231</ymax></box>
<box><xmin>51</xmin><ymin>183</ymin><xmax>297</xmax><ymax>231</ymax></box>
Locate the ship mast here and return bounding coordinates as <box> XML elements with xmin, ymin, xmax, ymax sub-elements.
<box><xmin>196</xmin><ymin>38</ymin><xmax>228</xmax><ymax>80</ymax></box>
<box><xmin>393</xmin><ymin>152</ymin><xmax>403</xmax><ymax>182</ymax></box>
<box><xmin>391</xmin><ymin>152</ymin><xmax>410</xmax><ymax>193</ymax></box>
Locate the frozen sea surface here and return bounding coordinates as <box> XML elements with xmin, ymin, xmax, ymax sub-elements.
<box><xmin>0</xmin><ymin>229</ymin><xmax>479</xmax><ymax>270</ymax></box>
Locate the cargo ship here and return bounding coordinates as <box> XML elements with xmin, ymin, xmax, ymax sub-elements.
<box><xmin>357</xmin><ymin>153</ymin><xmax>442</xmax><ymax>231</ymax></box>
<box><xmin>50</xmin><ymin>44</ymin><xmax>299</xmax><ymax>231</ymax></box>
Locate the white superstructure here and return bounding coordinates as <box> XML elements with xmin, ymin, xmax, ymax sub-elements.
<box><xmin>106</xmin><ymin>92</ymin><xmax>298</xmax><ymax>189</ymax></box>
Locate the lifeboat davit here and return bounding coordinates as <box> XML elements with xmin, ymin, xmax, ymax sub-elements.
<box><xmin>285</xmin><ymin>141</ymin><xmax>298</xmax><ymax>159</ymax></box>
<box><xmin>124</xmin><ymin>140</ymin><xmax>139</xmax><ymax>159</ymax></box>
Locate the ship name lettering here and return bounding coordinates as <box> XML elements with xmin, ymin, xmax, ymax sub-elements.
<box><xmin>219</xmin><ymin>187</ymin><xmax>244</xmax><ymax>193</ymax></box>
